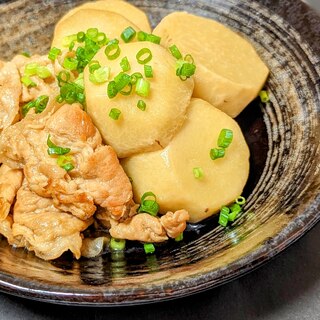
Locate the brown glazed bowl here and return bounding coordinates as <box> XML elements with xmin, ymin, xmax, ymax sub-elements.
<box><xmin>0</xmin><ymin>0</ymin><xmax>319</xmax><ymax>306</ymax></box>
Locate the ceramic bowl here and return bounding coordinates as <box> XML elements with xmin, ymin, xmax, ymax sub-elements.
<box><xmin>0</xmin><ymin>0</ymin><xmax>319</xmax><ymax>306</ymax></box>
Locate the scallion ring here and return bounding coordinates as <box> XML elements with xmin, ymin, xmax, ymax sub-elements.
<box><xmin>105</xmin><ymin>43</ymin><xmax>121</xmax><ymax>60</ymax></box>
<box><xmin>136</xmin><ymin>48</ymin><xmax>152</xmax><ymax>64</ymax></box>
<box><xmin>217</xmin><ymin>129</ymin><xmax>233</xmax><ymax>149</ymax></box>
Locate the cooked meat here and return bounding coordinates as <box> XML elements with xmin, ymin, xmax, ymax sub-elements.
<box><xmin>160</xmin><ymin>209</ymin><xmax>189</xmax><ymax>238</ymax></box>
<box><xmin>109</xmin><ymin>213</ymin><xmax>168</xmax><ymax>243</ymax></box>
<box><xmin>12</xmin><ymin>54</ymin><xmax>59</xmax><ymax>105</ymax></box>
<box><xmin>0</xmin><ymin>164</ymin><xmax>23</xmax><ymax>220</ymax></box>
<box><xmin>0</xmin><ymin>104</ymin><xmax>134</xmax><ymax>222</ymax></box>
<box><xmin>12</xmin><ymin>179</ymin><xmax>92</xmax><ymax>260</ymax></box>
<box><xmin>0</xmin><ymin>61</ymin><xmax>21</xmax><ymax>134</ymax></box>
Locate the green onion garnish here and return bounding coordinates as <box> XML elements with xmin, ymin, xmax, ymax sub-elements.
<box><xmin>169</xmin><ymin>44</ymin><xmax>182</xmax><ymax>60</ymax></box>
<box><xmin>89</xmin><ymin>66</ymin><xmax>110</xmax><ymax>84</ymax></box>
<box><xmin>57</xmin><ymin>70</ymin><xmax>70</xmax><ymax>86</ymax></box>
<box><xmin>109</xmin><ymin>108</ymin><xmax>121</xmax><ymax>120</ymax></box>
<box><xmin>184</xmin><ymin>54</ymin><xmax>194</xmax><ymax>64</ymax></box>
<box><xmin>114</xmin><ymin>72</ymin><xmax>131</xmax><ymax>92</ymax></box>
<box><xmin>36</xmin><ymin>66</ymin><xmax>52</xmax><ymax>79</ymax></box>
<box><xmin>58</xmin><ymin>81</ymin><xmax>84</xmax><ymax>104</ymax></box>
<box><xmin>259</xmin><ymin>90</ymin><xmax>270</xmax><ymax>103</ymax></box>
<box><xmin>107</xmin><ymin>81</ymin><xmax>118</xmax><ymax>99</ymax></box>
<box><xmin>63</xmin><ymin>57</ymin><xmax>78</xmax><ymax>71</ymax></box>
<box><xmin>47</xmin><ymin>134</ymin><xmax>71</xmax><ymax>156</ymax></box>
<box><xmin>218</xmin><ymin>206</ymin><xmax>230</xmax><ymax>227</ymax></box>
<box><xmin>120</xmin><ymin>56</ymin><xmax>131</xmax><ymax>72</ymax></box>
<box><xmin>77</xmin><ymin>31</ymin><xmax>86</xmax><ymax>42</ymax></box>
<box><xmin>228</xmin><ymin>203</ymin><xmax>242</xmax><ymax>222</ymax></box>
<box><xmin>217</xmin><ymin>129</ymin><xmax>233</xmax><ymax>149</ymax></box>
<box><xmin>21</xmin><ymin>76</ymin><xmax>37</xmax><ymax>88</ymax></box>
<box><xmin>22</xmin><ymin>95</ymin><xmax>49</xmax><ymax>117</ymax></box>
<box><xmin>138</xmin><ymin>191</ymin><xmax>159</xmax><ymax>216</ymax></box>
<box><xmin>21</xmin><ymin>51</ymin><xmax>31</xmax><ymax>57</ymax></box>
<box><xmin>144</xmin><ymin>65</ymin><xmax>153</xmax><ymax>78</ymax></box>
<box><xmin>24</xmin><ymin>62</ymin><xmax>38</xmax><ymax>76</ymax></box>
<box><xmin>86</xmin><ymin>27</ymin><xmax>98</xmax><ymax>40</ymax></box>
<box><xmin>57</xmin><ymin>155</ymin><xmax>74</xmax><ymax>172</ymax></box>
<box><xmin>137</xmin><ymin>31</ymin><xmax>161</xmax><ymax>44</ymax></box>
<box><xmin>235</xmin><ymin>196</ymin><xmax>246</xmax><ymax>205</ymax></box>
<box><xmin>130</xmin><ymin>72</ymin><xmax>143</xmax><ymax>84</ymax></box>
<box><xmin>176</xmin><ymin>61</ymin><xmax>196</xmax><ymax>80</ymax></box>
<box><xmin>121</xmin><ymin>26</ymin><xmax>136</xmax><ymax>43</ymax></box>
<box><xmin>105</xmin><ymin>43</ymin><xmax>121</xmax><ymax>60</ymax></box>
<box><xmin>144</xmin><ymin>243</ymin><xmax>155</xmax><ymax>255</ymax></box>
<box><xmin>136</xmin><ymin>48</ymin><xmax>153</xmax><ymax>64</ymax></box>
<box><xmin>210</xmin><ymin>148</ymin><xmax>225</xmax><ymax>160</ymax></box>
<box><xmin>193</xmin><ymin>167</ymin><xmax>204</xmax><ymax>179</ymax></box>
<box><xmin>175</xmin><ymin>233</ymin><xmax>183</xmax><ymax>242</ymax></box>
<box><xmin>120</xmin><ymin>83</ymin><xmax>133</xmax><ymax>96</ymax></box>
<box><xmin>62</xmin><ymin>34</ymin><xmax>77</xmax><ymax>47</ymax></box>
<box><xmin>88</xmin><ymin>60</ymin><xmax>101</xmax><ymax>74</ymax></box>
<box><xmin>110</xmin><ymin>238</ymin><xmax>126</xmax><ymax>251</ymax></box>
<box><xmin>137</xmin><ymin>100</ymin><xmax>146</xmax><ymax>111</ymax></box>
<box><xmin>135</xmin><ymin>78</ymin><xmax>150</xmax><ymax>97</ymax></box>
<box><xmin>48</xmin><ymin>47</ymin><xmax>61</xmax><ymax>61</ymax></box>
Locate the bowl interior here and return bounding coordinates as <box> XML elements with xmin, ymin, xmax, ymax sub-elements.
<box><xmin>0</xmin><ymin>0</ymin><xmax>319</xmax><ymax>305</ymax></box>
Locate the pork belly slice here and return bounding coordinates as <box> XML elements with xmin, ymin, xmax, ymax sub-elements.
<box><xmin>12</xmin><ymin>179</ymin><xmax>93</xmax><ymax>260</ymax></box>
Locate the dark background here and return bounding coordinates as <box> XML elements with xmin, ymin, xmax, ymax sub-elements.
<box><xmin>0</xmin><ymin>1</ymin><xmax>318</xmax><ymax>319</ymax></box>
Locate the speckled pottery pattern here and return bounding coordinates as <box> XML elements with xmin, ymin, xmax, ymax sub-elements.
<box><xmin>0</xmin><ymin>0</ymin><xmax>319</xmax><ymax>306</ymax></box>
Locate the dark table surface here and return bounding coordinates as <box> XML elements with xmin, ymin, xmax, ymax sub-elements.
<box><xmin>0</xmin><ymin>1</ymin><xmax>318</xmax><ymax>319</ymax></box>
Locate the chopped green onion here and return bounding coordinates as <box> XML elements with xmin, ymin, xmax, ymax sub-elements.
<box><xmin>22</xmin><ymin>101</ymin><xmax>35</xmax><ymax>117</ymax></box>
<box><xmin>137</xmin><ymin>100</ymin><xmax>146</xmax><ymax>111</ymax></box>
<box><xmin>184</xmin><ymin>54</ymin><xmax>194</xmax><ymax>64</ymax></box>
<box><xmin>62</xmin><ymin>34</ymin><xmax>77</xmax><ymax>47</ymax></box>
<box><xmin>176</xmin><ymin>62</ymin><xmax>196</xmax><ymax>80</ymax></box>
<box><xmin>24</xmin><ymin>62</ymin><xmax>38</xmax><ymax>76</ymax></box>
<box><xmin>136</xmin><ymin>48</ymin><xmax>153</xmax><ymax>64</ymax></box>
<box><xmin>86</xmin><ymin>27</ymin><xmax>98</xmax><ymax>40</ymax></box>
<box><xmin>21</xmin><ymin>51</ymin><xmax>31</xmax><ymax>57</ymax></box>
<box><xmin>121</xmin><ymin>26</ymin><xmax>136</xmax><ymax>43</ymax></box>
<box><xmin>109</xmin><ymin>108</ymin><xmax>121</xmax><ymax>120</ymax></box>
<box><xmin>73</xmin><ymin>73</ymin><xmax>84</xmax><ymax>89</ymax></box>
<box><xmin>59</xmin><ymin>82</ymin><xmax>84</xmax><ymax>104</ymax></box>
<box><xmin>88</xmin><ymin>60</ymin><xmax>101</xmax><ymax>74</ymax></box>
<box><xmin>57</xmin><ymin>155</ymin><xmax>74</xmax><ymax>172</ymax></box>
<box><xmin>135</xmin><ymin>78</ymin><xmax>150</xmax><ymax>97</ymax></box>
<box><xmin>130</xmin><ymin>72</ymin><xmax>143</xmax><ymax>84</ymax></box>
<box><xmin>114</xmin><ymin>72</ymin><xmax>131</xmax><ymax>91</ymax></box>
<box><xmin>96</xmin><ymin>32</ymin><xmax>108</xmax><ymax>46</ymax></box>
<box><xmin>34</xmin><ymin>95</ymin><xmax>49</xmax><ymax>114</ymax></box>
<box><xmin>175</xmin><ymin>233</ymin><xmax>183</xmax><ymax>242</ymax></box>
<box><xmin>36</xmin><ymin>66</ymin><xmax>52</xmax><ymax>79</ymax></box>
<box><xmin>21</xmin><ymin>75</ymin><xmax>37</xmax><ymax>88</ymax></box>
<box><xmin>77</xmin><ymin>31</ymin><xmax>86</xmax><ymax>42</ymax></box>
<box><xmin>89</xmin><ymin>66</ymin><xmax>110</xmax><ymax>84</ymax></box>
<box><xmin>259</xmin><ymin>90</ymin><xmax>270</xmax><ymax>103</ymax></box>
<box><xmin>235</xmin><ymin>196</ymin><xmax>246</xmax><ymax>206</ymax></box>
<box><xmin>217</xmin><ymin>129</ymin><xmax>233</xmax><ymax>149</ymax></box>
<box><xmin>193</xmin><ymin>167</ymin><xmax>204</xmax><ymax>179</ymax></box>
<box><xmin>144</xmin><ymin>65</ymin><xmax>153</xmax><ymax>78</ymax></box>
<box><xmin>47</xmin><ymin>134</ymin><xmax>71</xmax><ymax>156</ymax></box>
<box><xmin>138</xmin><ymin>191</ymin><xmax>159</xmax><ymax>216</ymax></box>
<box><xmin>48</xmin><ymin>47</ymin><xmax>61</xmax><ymax>61</ymax></box>
<box><xmin>120</xmin><ymin>56</ymin><xmax>131</xmax><ymax>72</ymax></box>
<box><xmin>218</xmin><ymin>206</ymin><xmax>230</xmax><ymax>227</ymax></box>
<box><xmin>107</xmin><ymin>81</ymin><xmax>118</xmax><ymax>99</ymax></box>
<box><xmin>210</xmin><ymin>148</ymin><xmax>225</xmax><ymax>160</ymax></box>
<box><xmin>110</xmin><ymin>238</ymin><xmax>126</xmax><ymax>251</ymax></box>
<box><xmin>137</xmin><ymin>31</ymin><xmax>161</xmax><ymax>44</ymax></box>
<box><xmin>169</xmin><ymin>44</ymin><xmax>182</xmax><ymax>60</ymax></box>
<box><xmin>144</xmin><ymin>243</ymin><xmax>155</xmax><ymax>254</ymax></box>
<box><xmin>120</xmin><ymin>83</ymin><xmax>133</xmax><ymax>96</ymax></box>
<box><xmin>57</xmin><ymin>71</ymin><xmax>70</xmax><ymax>86</ymax></box>
<box><xmin>105</xmin><ymin>43</ymin><xmax>121</xmax><ymax>60</ymax></box>
<box><xmin>63</xmin><ymin>57</ymin><xmax>78</xmax><ymax>71</ymax></box>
